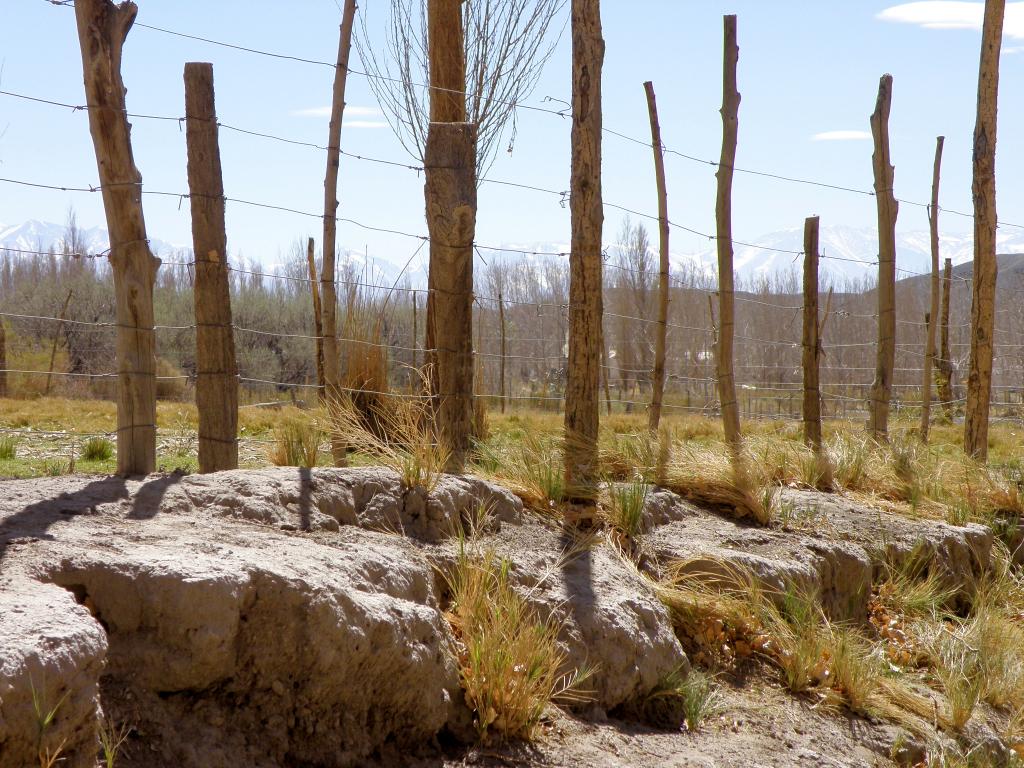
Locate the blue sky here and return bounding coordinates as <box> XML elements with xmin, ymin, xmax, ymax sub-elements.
<box><xmin>1</xmin><ymin>1</ymin><xmax>1022</xmax><ymax>265</ymax></box>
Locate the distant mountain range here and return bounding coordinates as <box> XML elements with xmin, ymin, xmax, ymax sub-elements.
<box><xmin>5</xmin><ymin>219</ymin><xmax>1024</xmax><ymax>286</ymax></box>
<box><xmin>0</xmin><ymin>219</ymin><xmax>181</xmax><ymax>257</ymax></box>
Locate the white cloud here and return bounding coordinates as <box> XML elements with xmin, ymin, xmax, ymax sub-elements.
<box><xmin>811</xmin><ymin>130</ymin><xmax>872</xmax><ymax>141</ymax></box>
<box><xmin>291</xmin><ymin>105</ymin><xmax>381</xmax><ymax>117</ymax></box>
<box><xmin>878</xmin><ymin>2</ymin><xmax>1024</xmax><ymax>39</ymax></box>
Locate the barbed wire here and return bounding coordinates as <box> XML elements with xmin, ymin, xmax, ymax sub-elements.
<box><xmin>35</xmin><ymin>2</ymin><xmax>1024</xmax><ymax>233</ymax></box>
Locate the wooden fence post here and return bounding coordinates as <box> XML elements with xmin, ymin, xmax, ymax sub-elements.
<box><xmin>921</xmin><ymin>136</ymin><xmax>944</xmax><ymax>442</ymax></box>
<box><xmin>0</xmin><ymin>320</ymin><xmax>6</xmax><ymax>398</ymax></box>
<box><xmin>412</xmin><ymin>290</ymin><xmax>419</xmax><ymax>376</ymax></box>
<box><xmin>44</xmin><ymin>289</ymin><xmax>73</xmax><ymax>397</ymax></box>
<box><xmin>564</xmin><ymin>0</ymin><xmax>605</xmax><ymax>496</ymax></box>
<box><xmin>965</xmin><ymin>0</ymin><xmax>1005</xmax><ymax>461</ymax></box>
<box><xmin>321</xmin><ymin>0</ymin><xmax>357</xmax><ymax>466</ymax></box>
<box><xmin>74</xmin><ymin>0</ymin><xmax>158</xmax><ymax>475</ymax></box>
<box><xmin>939</xmin><ymin>257</ymin><xmax>955</xmax><ymax>416</ymax></box>
<box><xmin>424</xmin><ymin>123</ymin><xmax>477</xmax><ymax>471</ymax></box>
<box><xmin>184</xmin><ymin>62</ymin><xmax>238</xmax><ymax>473</ymax></box>
<box><xmin>645</xmin><ymin>80</ymin><xmax>671</xmax><ymax>432</ymax></box>
<box><xmin>498</xmin><ymin>287</ymin><xmax>507</xmax><ymax>413</ymax></box>
<box><xmin>715</xmin><ymin>15</ymin><xmax>742</xmax><ymax>458</ymax></box>
<box><xmin>802</xmin><ymin>216</ymin><xmax>832</xmax><ymax>486</ymax></box>
<box><xmin>868</xmin><ymin>74</ymin><xmax>898</xmax><ymax>442</ymax></box>
<box><xmin>306</xmin><ymin>237</ymin><xmax>325</xmax><ymax>402</ymax></box>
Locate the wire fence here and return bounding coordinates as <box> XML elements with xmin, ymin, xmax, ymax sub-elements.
<box><xmin>3</xmin><ymin>2</ymin><xmax>1024</xmax><ymax>459</ymax></box>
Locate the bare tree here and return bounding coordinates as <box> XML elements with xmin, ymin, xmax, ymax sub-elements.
<box><xmin>355</xmin><ymin>0</ymin><xmax>566</xmax><ymax>175</ymax></box>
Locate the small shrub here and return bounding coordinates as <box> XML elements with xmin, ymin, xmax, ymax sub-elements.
<box><xmin>0</xmin><ymin>435</ymin><xmax>17</xmax><ymax>460</ymax></box>
<box><xmin>80</xmin><ymin>437</ymin><xmax>114</xmax><ymax>462</ymax></box>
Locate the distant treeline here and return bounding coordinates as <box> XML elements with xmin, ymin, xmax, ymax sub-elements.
<box><xmin>3</xmin><ymin>217</ymin><xmax>1018</xmax><ymax>418</ymax></box>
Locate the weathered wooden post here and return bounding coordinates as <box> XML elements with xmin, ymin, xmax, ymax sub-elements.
<box><xmin>965</xmin><ymin>0</ymin><xmax>1005</xmax><ymax>461</ymax></box>
<box><xmin>0</xmin><ymin>321</ymin><xmax>6</xmax><ymax>398</ymax></box>
<box><xmin>44</xmin><ymin>289</ymin><xmax>73</xmax><ymax>397</ymax></box>
<box><xmin>645</xmin><ymin>80</ymin><xmax>671</xmax><ymax>432</ymax></box>
<box><xmin>74</xmin><ymin>0</ymin><xmax>159</xmax><ymax>475</ymax></box>
<box><xmin>802</xmin><ymin>216</ymin><xmax>832</xmax><ymax>486</ymax></box>
<box><xmin>424</xmin><ymin>124</ymin><xmax>477</xmax><ymax>471</ymax></box>
<box><xmin>184</xmin><ymin>62</ymin><xmax>238</xmax><ymax>473</ymax></box>
<box><xmin>715</xmin><ymin>15</ymin><xmax>742</xmax><ymax>458</ymax></box>
<box><xmin>498</xmin><ymin>287</ymin><xmax>507</xmax><ymax>413</ymax></box>
<box><xmin>421</xmin><ymin>0</ymin><xmax>475</xmax><ymax>471</ymax></box>
<box><xmin>564</xmin><ymin>0</ymin><xmax>605</xmax><ymax>496</ymax></box>
<box><xmin>921</xmin><ymin>136</ymin><xmax>944</xmax><ymax>442</ymax></box>
<box><xmin>321</xmin><ymin>0</ymin><xmax>357</xmax><ymax>466</ymax></box>
<box><xmin>306</xmin><ymin>237</ymin><xmax>325</xmax><ymax>401</ymax></box>
<box><xmin>868</xmin><ymin>74</ymin><xmax>898</xmax><ymax>442</ymax></box>
<box><xmin>939</xmin><ymin>257</ymin><xmax>955</xmax><ymax>416</ymax></box>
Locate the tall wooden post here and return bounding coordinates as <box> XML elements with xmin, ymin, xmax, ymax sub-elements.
<box><xmin>412</xmin><ymin>290</ymin><xmax>419</xmax><ymax>375</ymax></box>
<box><xmin>564</xmin><ymin>0</ymin><xmax>605</xmax><ymax>496</ymax></box>
<box><xmin>75</xmin><ymin>0</ymin><xmax>158</xmax><ymax>475</ymax></box>
<box><xmin>306</xmin><ymin>237</ymin><xmax>325</xmax><ymax>401</ymax></box>
<box><xmin>921</xmin><ymin>136</ymin><xmax>944</xmax><ymax>442</ymax></box>
<box><xmin>715</xmin><ymin>15</ymin><xmax>742</xmax><ymax>457</ymax></box>
<box><xmin>44</xmin><ymin>289</ymin><xmax>73</xmax><ymax>397</ymax></box>
<box><xmin>498</xmin><ymin>288</ymin><xmax>507</xmax><ymax>414</ymax></box>
<box><xmin>321</xmin><ymin>0</ymin><xmax>357</xmax><ymax>466</ymax></box>
<box><xmin>939</xmin><ymin>257</ymin><xmax>955</xmax><ymax>416</ymax></box>
<box><xmin>802</xmin><ymin>216</ymin><xmax>828</xmax><ymax>469</ymax></box>
<box><xmin>424</xmin><ymin>123</ymin><xmax>477</xmax><ymax>471</ymax></box>
<box><xmin>184</xmin><ymin>62</ymin><xmax>238</xmax><ymax>473</ymax></box>
<box><xmin>645</xmin><ymin>80</ymin><xmax>671</xmax><ymax>432</ymax></box>
<box><xmin>422</xmin><ymin>0</ymin><xmax>472</xmax><ymax>471</ymax></box>
<box><xmin>427</xmin><ymin>0</ymin><xmax>467</xmax><ymax>123</ymax></box>
<box><xmin>868</xmin><ymin>74</ymin><xmax>898</xmax><ymax>442</ymax></box>
<box><xmin>0</xmin><ymin>321</ymin><xmax>6</xmax><ymax>398</ymax></box>
<box><xmin>965</xmin><ymin>0</ymin><xmax>1005</xmax><ymax>461</ymax></box>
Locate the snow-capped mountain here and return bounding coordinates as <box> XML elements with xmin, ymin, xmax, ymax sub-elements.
<box><xmin>690</xmin><ymin>224</ymin><xmax>1024</xmax><ymax>283</ymax></box>
<box><xmin>0</xmin><ymin>219</ymin><xmax>180</xmax><ymax>257</ymax></box>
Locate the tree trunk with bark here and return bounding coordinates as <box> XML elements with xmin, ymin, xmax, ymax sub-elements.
<box><xmin>921</xmin><ymin>136</ymin><xmax>944</xmax><ymax>443</ymax></box>
<box><xmin>306</xmin><ymin>237</ymin><xmax>325</xmax><ymax>401</ymax></box>
<box><xmin>74</xmin><ymin>0</ymin><xmax>159</xmax><ymax>475</ymax></box>
<box><xmin>564</xmin><ymin>0</ymin><xmax>605</xmax><ymax>496</ymax></box>
<box><xmin>424</xmin><ymin>123</ymin><xmax>477</xmax><ymax>471</ymax></box>
<box><xmin>939</xmin><ymin>257</ymin><xmax>955</xmax><ymax>417</ymax></box>
<box><xmin>802</xmin><ymin>216</ymin><xmax>833</xmax><ymax>489</ymax></box>
<box><xmin>965</xmin><ymin>0</ymin><xmax>1005</xmax><ymax>461</ymax></box>
<box><xmin>715</xmin><ymin>15</ymin><xmax>742</xmax><ymax>458</ymax></box>
<box><xmin>184</xmin><ymin>62</ymin><xmax>238</xmax><ymax>473</ymax></box>
<box><xmin>321</xmin><ymin>0</ymin><xmax>357</xmax><ymax>466</ymax></box>
<box><xmin>868</xmin><ymin>74</ymin><xmax>898</xmax><ymax>442</ymax></box>
<box><xmin>645</xmin><ymin>80</ymin><xmax>670</xmax><ymax>432</ymax></box>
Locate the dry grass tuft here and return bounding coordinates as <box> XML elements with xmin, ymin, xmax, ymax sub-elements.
<box><xmin>329</xmin><ymin>389</ymin><xmax>449</xmax><ymax>491</ymax></box>
<box><xmin>442</xmin><ymin>540</ymin><xmax>591</xmax><ymax>740</ymax></box>
<box><xmin>642</xmin><ymin>666</ymin><xmax>723</xmax><ymax>732</ymax></box>
<box><xmin>267</xmin><ymin>417</ymin><xmax>323</xmax><ymax>468</ymax></box>
<box><xmin>661</xmin><ymin>444</ymin><xmax>776</xmax><ymax>525</ymax></box>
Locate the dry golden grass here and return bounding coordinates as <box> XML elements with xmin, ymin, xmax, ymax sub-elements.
<box><xmin>267</xmin><ymin>417</ymin><xmax>323</xmax><ymax>468</ymax></box>
<box><xmin>329</xmin><ymin>389</ymin><xmax>449</xmax><ymax>491</ymax></box>
<box><xmin>441</xmin><ymin>539</ymin><xmax>591</xmax><ymax>740</ymax></box>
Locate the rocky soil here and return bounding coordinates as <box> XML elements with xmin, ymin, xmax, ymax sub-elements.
<box><xmin>0</xmin><ymin>468</ymin><xmax>997</xmax><ymax>767</ymax></box>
